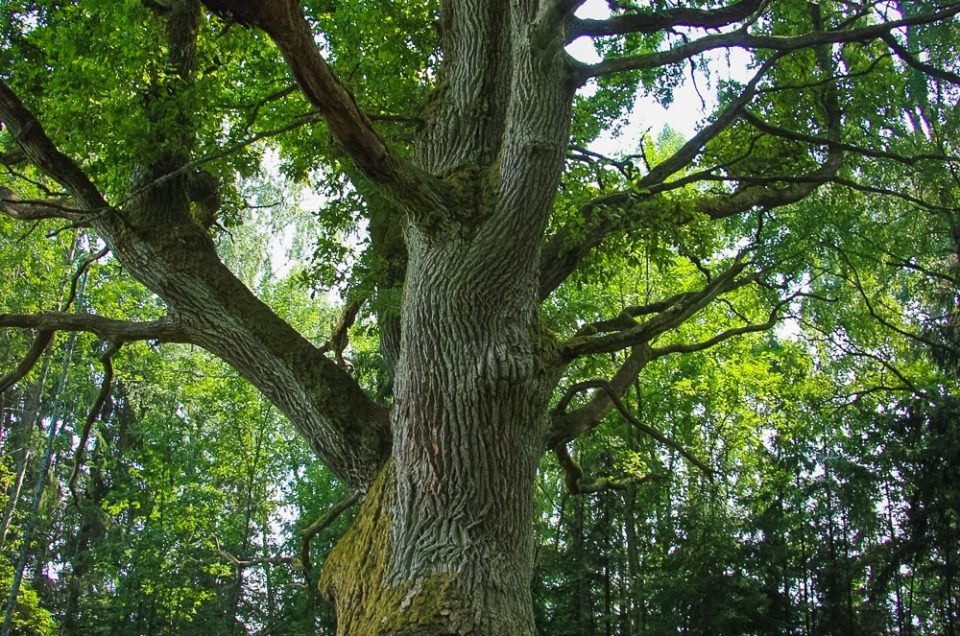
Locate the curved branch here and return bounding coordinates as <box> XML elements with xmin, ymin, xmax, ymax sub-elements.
<box><xmin>553</xmin><ymin>443</ymin><xmax>662</xmax><ymax>495</ymax></box>
<box><xmin>69</xmin><ymin>342</ymin><xmax>120</xmax><ymax>507</ymax></box>
<box><xmin>648</xmin><ymin>302</ymin><xmax>780</xmax><ymax>357</ymax></box>
<box><xmin>213</xmin><ymin>535</ymin><xmax>297</xmax><ymax>570</ymax></box>
<box><xmin>0</xmin><ymin>330</ymin><xmax>53</xmax><ymax>394</ymax></box>
<box><xmin>550</xmin><ymin>379</ymin><xmax>714</xmax><ymax>476</ymax></box>
<box><xmin>0</xmin><ymin>79</ymin><xmax>111</xmax><ymax>213</ymax></box>
<box><xmin>64</xmin><ymin>247</ymin><xmax>111</xmax><ymax>312</ymax></box>
<box><xmin>881</xmin><ymin>32</ymin><xmax>960</xmax><ymax>86</ymax></box>
<box><xmin>318</xmin><ymin>299</ymin><xmax>362</xmax><ymax>367</ymax></box>
<box><xmin>547</xmin><ymin>347</ymin><xmax>652</xmax><ymax>450</ymax></box>
<box><xmin>300</xmin><ymin>493</ymin><xmax>360</xmax><ymax>579</ymax></box>
<box><xmin>561</xmin><ymin>261</ymin><xmax>754</xmax><ymax>358</ymax></box>
<box><xmin>641</xmin><ymin>53</ymin><xmax>781</xmax><ymax>188</ymax></box>
<box><xmin>741</xmin><ymin>109</ymin><xmax>959</xmax><ymax>167</ymax></box>
<box><xmin>538</xmin><ymin>57</ymin><xmax>779</xmax><ymax>299</ymax></box>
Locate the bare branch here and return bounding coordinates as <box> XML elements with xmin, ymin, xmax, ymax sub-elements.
<box><xmin>213</xmin><ymin>535</ymin><xmax>298</xmax><ymax>570</ymax></box>
<box><xmin>648</xmin><ymin>302</ymin><xmax>780</xmax><ymax>357</ymax></box>
<box><xmin>550</xmin><ymin>378</ymin><xmax>714</xmax><ymax>476</ymax></box>
<box><xmin>538</xmin><ymin>57</ymin><xmax>779</xmax><ymax>299</ymax></box>
<box><xmin>640</xmin><ymin>54</ymin><xmax>781</xmax><ymax>188</ymax></box>
<box><xmin>741</xmin><ymin>109</ymin><xmax>959</xmax><ymax>166</ymax></box>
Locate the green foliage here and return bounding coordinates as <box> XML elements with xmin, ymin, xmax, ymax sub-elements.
<box><xmin>2</xmin><ymin>0</ymin><xmax>959</xmax><ymax>632</ymax></box>
<box><xmin>0</xmin><ymin>563</ymin><xmax>56</xmax><ymax>635</ymax></box>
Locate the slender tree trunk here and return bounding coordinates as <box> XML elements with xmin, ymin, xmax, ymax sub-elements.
<box><xmin>0</xmin><ymin>449</ymin><xmax>29</xmax><ymax>547</ymax></box>
<box><xmin>573</xmin><ymin>490</ymin><xmax>594</xmax><ymax>636</ymax></box>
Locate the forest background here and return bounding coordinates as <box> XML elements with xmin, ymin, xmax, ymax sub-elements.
<box><xmin>1</xmin><ymin>0</ymin><xmax>959</xmax><ymax>634</ymax></box>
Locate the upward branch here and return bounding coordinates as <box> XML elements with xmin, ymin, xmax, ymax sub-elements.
<box><xmin>0</xmin><ymin>80</ymin><xmax>111</xmax><ymax>215</ymax></box>
<box><xmin>200</xmin><ymin>0</ymin><xmax>448</xmax><ymax>217</ymax></box>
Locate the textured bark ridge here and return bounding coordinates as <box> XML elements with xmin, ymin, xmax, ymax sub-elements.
<box><xmin>319</xmin><ymin>463</ymin><xmax>483</xmax><ymax>635</ymax></box>
<box><xmin>321</xmin><ymin>449</ymin><xmax>541</xmax><ymax>635</ymax></box>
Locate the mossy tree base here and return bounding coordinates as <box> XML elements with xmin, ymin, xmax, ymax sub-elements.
<box><xmin>320</xmin><ymin>462</ymin><xmax>536</xmax><ymax>635</ymax></box>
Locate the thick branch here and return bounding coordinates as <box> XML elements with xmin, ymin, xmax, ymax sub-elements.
<box><xmin>0</xmin><ymin>80</ymin><xmax>111</xmax><ymax>213</ymax></box>
<box><xmin>3</xmin><ymin>12</ymin><xmax>391</xmax><ymax>493</ymax></box>
<box><xmin>0</xmin><ymin>312</ymin><xmax>189</xmax><ymax>343</ymax></box>
<box><xmin>200</xmin><ymin>0</ymin><xmax>446</xmax><ymax>214</ymax></box>
<box><xmin>569</xmin><ymin>0</ymin><xmax>766</xmax><ymax>41</ymax></box>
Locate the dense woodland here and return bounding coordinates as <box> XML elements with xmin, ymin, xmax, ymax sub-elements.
<box><xmin>1</xmin><ymin>0</ymin><xmax>959</xmax><ymax>634</ymax></box>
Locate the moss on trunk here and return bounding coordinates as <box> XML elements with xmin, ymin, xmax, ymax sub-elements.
<box><xmin>320</xmin><ymin>461</ymin><xmax>478</xmax><ymax>635</ymax></box>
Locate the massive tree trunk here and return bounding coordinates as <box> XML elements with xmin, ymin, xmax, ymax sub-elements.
<box><xmin>320</xmin><ymin>225</ymin><xmax>559</xmax><ymax>633</ymax></box>
<box><xmin>311</xmin><ymin>0</ymin><xmax>574</xmax><ymax>629</ymax></box>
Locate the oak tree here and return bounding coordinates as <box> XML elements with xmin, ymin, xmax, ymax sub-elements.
<box><xmin>1</xmin><ymin>0</ymin><xmax>958</xmax><ymax>633</ymax></box>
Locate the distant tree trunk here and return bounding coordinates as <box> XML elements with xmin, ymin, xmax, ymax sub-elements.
<box><xmin>572</xmin><ymin>490</ymin><xmax>595</xmax><ymax>636</ymax></box>
<box><xmin>0</xmin><ymin>449</ymin><xmax>29</xmax><ymax>547</ymax></box>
